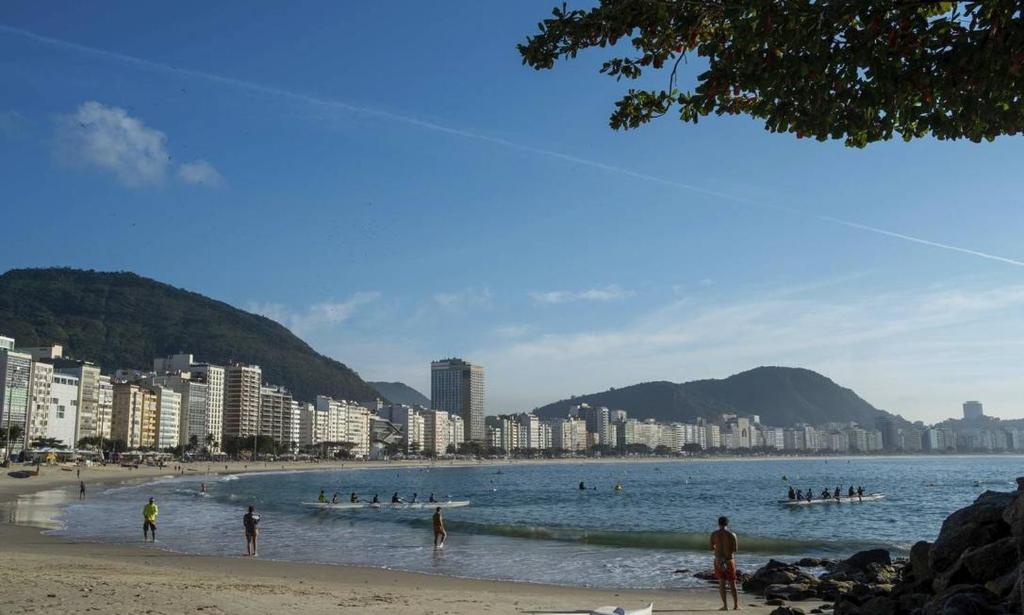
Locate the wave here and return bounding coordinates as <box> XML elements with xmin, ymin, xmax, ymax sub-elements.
<box><xmin>404</xmin><ymin>519</ymin><xmax>890</xmax><ymax>555</ymax></box>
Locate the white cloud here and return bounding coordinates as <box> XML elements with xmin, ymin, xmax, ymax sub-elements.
<box><xmin>55</xmin><ymin>101</ymin><xmax>169</xmax><ymax>186</ymax></box>
<box><xmin>433</xmin><ymin>287</ymin><xmax>492</xmax><ymax>311</ymax></box>
<box><xmin>494</xmin><ymin>324</ymin><xmax>531</xmax><ymax>339</ymax></box>
<box><xmin>530</xmin><ymin>284</ymin><xmax>634</xmax><ymax>305</ymax></box>
<box><xmin>247</xmin><ymin>292</ymin><xmax>380</xmax><ymax>334</ymax></box>
<box><xmin>54</xmin><ymin>101</ymin><xmax>222</xmax><ymax>188</ymax></box>
<box><xmin>177</xmin><ymin>159</ymin><xmax>224</xmax><ymax>186</ymax></box>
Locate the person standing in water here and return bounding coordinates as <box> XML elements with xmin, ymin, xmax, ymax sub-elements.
<box><xmin>433</xmin><ymin>507</ymin><xmax>447</xmax><ymax>548</ymax></box>
<box><xmin>243</xmin><ymin>505</ymin><xmax>261</xmax><ymax>557</ymax></box>
<box><xmin>79</xmin><ymin>481</ymin><xmax>86</xmax><ymax>500</ymax></box>
<box><xmin>142</xmin><ymin>498</ymin><xmax>159</xmax><ymax>542</ymax></box>
<box><xmin>710</xmin><ymin>516</ymin><xmax>739</xmax><ymax>611</ymax></box>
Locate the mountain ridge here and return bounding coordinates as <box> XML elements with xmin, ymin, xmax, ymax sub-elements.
<box><xmin>534</xmin><ymin>366</ymin><xmax>906</xmax><ymax>428</ymax></box>
<box><xmin>369</xmin><ymin>381</ymin><xmax>430</xmax><ymax>407</ymax></box>
<box><xmin>0</xmin><ymin>267</ymin><xmax>380</xmax><ymax>403</ymax></box>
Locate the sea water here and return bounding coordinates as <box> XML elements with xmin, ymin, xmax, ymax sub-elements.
<box><xmin>50</xmin><ymin>456</ymin><xmax>1022</xmax><ymax>589</ymax></box>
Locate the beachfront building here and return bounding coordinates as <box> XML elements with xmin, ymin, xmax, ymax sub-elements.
<box><xmin>421</xmin><ymin>409</ymin><xmax>451</xmax><ymax>455</ymax></box>
<box><xmin>0</xmin><ymin>346</ymin><xmax>32</xmax><ymax>455</ymax></box>
<box><xmin>962</xmin><ymin>401</ymin><xmax>984</xmax><ymax>421</ymax></box>
<box><xmin>313</xmin><ymin>396</ymin><xmax>372</xmax><ymax>457</ymax></box>
<box><xmin>53</xmin><ymin>359</ymin><xmax>105</xmax><ymax>442</ymax></box>
<box><xmin>153</xmin><ymin>353</ymin><xmax>225</xmax><ymax>451</ymax></box>
<box><xmin>549</xmin><ymin>417</ymin><xmax>587</xmax><ymax>452</ymax></box>
<box><xmin>572</xmin><ymin>403</ymin><xmax>610</xmax><ymax>445</ymax></box>
<box><xmin>516</xmin><ymin>413</ymin><xmax>541</xmax><ymax>449</ymax></box>
<box><xmin>111</xmin><ymin>383</ymin><xmax>159</xmax><ymax>448</ymax></box>
<box><xmin>48</xmin><ymin>372</ymin><xmax>80</xmax><ymax>446</ymax></box>
<box><xmin>26</xmin><ymin>359</ymin><xmax>54</xmax><ymax>443</ymax></box>
<box><xmin>260</xmin><ymin>386</ymin><xmax>300</xmax><ymax>451</ymax></box>
<box><xmin>431</xmin><ymin>357</ymin><xmax>485</xmax><ymax>442</ymax></box>
<box><xmin>447</xmin><ymin>414</ymin><xmax>464</xmax><ymax>451</ymax></box>
<box><xmin>704</xmin><ymin>423</ymin><xmax>721</xmax><ymax>449</ymax></box>
<box><xmin>223</xmin><ymin>363</ymin><xmax>262</xmax><ymax>440</ymax></box>
<box><xmin>152</xmin><ymin>385</ymin><xmax>181</xmax><ymax>449</ymax></box>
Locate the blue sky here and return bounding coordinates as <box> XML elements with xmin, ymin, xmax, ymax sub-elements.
<box><xmin>2</xmin><ymin>2</ymin><xmax>1024</xmax><ymax>422</ymax></box>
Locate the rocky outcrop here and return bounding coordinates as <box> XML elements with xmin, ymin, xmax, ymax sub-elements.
<box><xmin>831</xmin><ymin>480</ymin><xmax>1024</xmax><ymax>615</ymax></box>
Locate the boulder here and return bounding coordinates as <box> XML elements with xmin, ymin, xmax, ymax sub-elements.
<box><xmin>961</xmin><ymin>536</ymin><xmax>1020</xmax><ymax>582</ymax></box>
<box><xmin>983</xmin><ymin>562</ymin><xmax>1020</xmax><ymax>598</ymax></box>
<box><xmin>922</xmin><ymin>584</ymin><xmax>1001</xmax><ymax>615</ymax></box>
<box><xmin>765</xmin><ymin>583</ymin><xmax>816</xmax><ymax>602</ymax></box>
<box><xmin>857</xmin><ymin>596</ymin><xmax>897</xmax><ymax>615</ymax></box>
<box><xmin>1003</xmin><ymin>490</ymin><xmax>1024</xmax><ymax>537</ymax></box>
<box><xmin>932</xmin><ymin>558</ymin><xmax>976</xmax><ymax>594</ymax></box>
<box><xmin>769</xmin><ymin>607</ymin><xmax>805</xmax><ymax>615</ymax></box>
<box><xmin>896</xmin><ymin>592</ymin><xmax>930</xmax><ymax>613</ymax></box>
<box><xmin>929</xmin><ymin>521</ymin><xmax>1008</xmax><ymax>573</ymax></box>
<box><xmin>908</xmin><ymin>540</ymin><xmax>934</xmax><ymax>584</ymax></box>
<box><xmin>842</xmin><ymin>549</ymin><xmax>891</xmax><ymax>571</ymax></box>
<box><xmin>743</xmin><ymin>560</ymin><xmax>818</xmax><ymax>594</ymax></box>
<box><xmin>815</xmin><ymin>579</ymin><xmax>855</xmax><ymax>601</ymax></box>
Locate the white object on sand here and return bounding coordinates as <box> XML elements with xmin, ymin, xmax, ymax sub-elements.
<box><xmin>546</xmin><ymin>604</ymin><xmax>653</xmax><ymax>615</ymax></box>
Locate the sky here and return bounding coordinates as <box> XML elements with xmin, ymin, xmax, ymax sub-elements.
<box><xmin>2</xmin><ymin>2</ymin><xmax>1023</xmax><ymax>423</ymax></box>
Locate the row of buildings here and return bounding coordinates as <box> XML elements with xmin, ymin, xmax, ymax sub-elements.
<box><xmin>0</xmin><ymin>337</ymin><xmax>485</xmax><ymax>459</ymax></box>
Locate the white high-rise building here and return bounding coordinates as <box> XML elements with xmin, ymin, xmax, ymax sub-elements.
<box><xmin>573</xmin><ymin>404</ymin><xmax>610</xmax><ymax>445</ymax></box>
<box><xmin>260</xmin><ymin>386</ymin><xmax>301</xmax><ymax>450</ymax></box>
<box><xmin>154</xmin><ymin>355</ymin><xmax>224</xmax><ymax>451</ymax></box>
<box><xmin>431</xmin><ymin>358</ymin><xmax>485</xmax><ymax>442</ymax></box>
<box><xmin>152</xmin><ymin>385</ymin><xmax>181</xmax><ymax>449</ymax></box>
<box><xmin>48</xmin><ymin>372</ymin><xmax>80</xmax><ymax>446</ymax></box>
<box><xmin>313</xmin><ymin>396</ymin><xmax>371</xmax><ymax>457</ymax></box>
<box><xmin>549</xmin><ymin>417</ymin><xmax>587</xmax><ymax>451</ymax></box>
<box><xmin>53</xmin><ymin>360</ymin><xmax>103</xmax><ymax>442</ymax></box>
<box><xmin>26</xmin><ymin>360</ymin><xmax>54</xmax><ymax>443</ymax></box>
<box><xmin>421</xmin><ymin>409</ymin><xmax>450</xmax><ymax>454</ymax></box>
<box><xmin>517</xmin><ymin>413</ymin><xmax>541</xmax><ymax>449</ymax></box>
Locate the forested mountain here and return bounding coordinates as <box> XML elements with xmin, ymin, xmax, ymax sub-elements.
<box><xmin>0</xmin><ymin>268</ymin><xmax>380</xmax><ymax>403</ymax></box>
<box><xmin>369</xmin><ymin>381</ymin><xmax>430</xmax><ymax>407</ymax></box>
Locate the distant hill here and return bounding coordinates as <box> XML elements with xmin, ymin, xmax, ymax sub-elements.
<box><xmin>534</xmin><ymin>366</ymin><xmax>904</xmax><ymax>428</ymax></box>
<box><xmin>369</xmin><ymin>381</ymin><xmax>430</xmax><ymax>407</ymax></box>
<box><xmin>0</xmin><ymin>268</ymin><xmax>380</xmax><ymax>403</ymax></box>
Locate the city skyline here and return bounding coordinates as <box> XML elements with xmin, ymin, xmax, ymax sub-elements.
<box><xmin>3</xmin><ymin>2</ymin><xmax>1024</xmax><ymax>421</ymax></box>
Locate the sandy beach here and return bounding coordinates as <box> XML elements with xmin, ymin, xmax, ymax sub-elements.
<box><xmin>0</xmin><ymin>459</ymin><xmax>821</xmax><ymax>615</ymax></box>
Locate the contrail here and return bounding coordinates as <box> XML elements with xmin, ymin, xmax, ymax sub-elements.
<box><xmin>4</xmin><ymin>24</ymin><xmax>1022</xmax><ymax>268</ymax></box>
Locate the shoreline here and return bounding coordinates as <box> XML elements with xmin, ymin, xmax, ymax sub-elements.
<box><xmin>0</xmin><ymin>459</ymin><xmax>813</xmax><ymax>614</ymax></box>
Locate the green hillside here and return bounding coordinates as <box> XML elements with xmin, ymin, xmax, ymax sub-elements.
<box><xmin>0</xmin><ymin>268</ymin><xmax>380</xmax><ymax>403</ymax></box>
<box><xmin>368</xmin><ymin>382</ymin><xmax>430</xmax><ymax>406</ymax></box>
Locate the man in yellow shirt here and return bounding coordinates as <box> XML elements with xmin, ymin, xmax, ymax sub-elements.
<box><xmin>143</xmin><ymin>497</ymin><xmax>159</xmax><ymax>542</ymax></box>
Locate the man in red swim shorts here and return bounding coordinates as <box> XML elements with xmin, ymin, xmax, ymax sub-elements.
<box><xmin>710</xmin><ymin>515</ymin><xmax>739</xmax><ymax>610</ymax></box>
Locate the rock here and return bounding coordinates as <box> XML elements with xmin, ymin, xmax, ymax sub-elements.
<box><xmin>744</xmin><ymin>560</ymin><xmax>819</xmax><ymax>594</ymax></box>
<box><xmin>897</xmin><ymin>592</ymin><xmax>929</xmax><ymax>612</ymax></box>
<box><xmin>922</xmin><ymin>584</ymin><xmax>1001</xmax><ymax>615</ymax></box>
<box><xmin>864</xmin><ymin>563</ymin><xmax>899</xmax><ymax>585</ymax></box>
<box><xmin>769</xmin><ymin>608</ymin><xmax>805</xmax><ymax>615</ymax></box>
<box><xmin>766</xmin><ymin>597</ymin><xmax>785</xmax><ymax>606</ymax></box>
<box><xmin>796</xmin><ymin>557</ymin><xmax>831</xmax><ymax>568</ymax></box>
<box><xmin>842</xmin><ymin>549</ymin><xmax>891</xmax><ymax>571</ymax></box>
<box><xmin>983</xmin><ymin>562</ymin><xmax>1020</xmax><ymax>598</ymax></box>
<box><xmin>1003</xmin><ymin>490</ymin><xmax>1024</xmax><ymax>537</ymax></box>
<box><xmin>929</xmin><ymin>521</ymin><xmax>1008</xmax><ymax>573</ymax></box>
<box><xmin>857</xmin><ymin>596</ymin><xmax>897</xmax><ymax>615</ymax></box>
<box><xmin>815</xmin><ymin>579</ymin><xmax>855</xmax><ymax>601</ymax></box>
<box><xmin>765</xmin><ymin>583</ymin><xmax>816</xmax><ymax>602</ymax></box>
<box><xmin>961</xmin><ymin>536</ymin><xmax>1019</xmax><ymax>582</ymax></box>
<box><xmin>907</xmin><ymin>540</ymin><xmax>934</xmax><ymax>585</ymax></box>
<box><xmin>932</xmin><ymin>558</ymin><xmax>976</xmax><ymax>594</ymax></box>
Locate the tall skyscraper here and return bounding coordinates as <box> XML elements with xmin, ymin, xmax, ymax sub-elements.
<box><xmin>430</xmin><ymin>358</ymin><xmax>484</xmax><ymax>442</ymax></box>
<box><xmin>223</xmin><ymin>363</ymin><xmax>262</xmax><ymax>440</ymax></box>
<box><xmin>962</xmin><ymin>401</ymin><xmax>984</xmax><ymax>420</ymax></box>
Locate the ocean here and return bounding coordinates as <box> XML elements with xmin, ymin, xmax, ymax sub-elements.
<box><xmin>50</xmin><ymin>456</ymin><xmax>1023</xmax><ymax>589</ymax></box>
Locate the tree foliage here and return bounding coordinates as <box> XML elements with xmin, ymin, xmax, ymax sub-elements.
<box><xmin>519</xmin><ymin>1</ymin><xmax>1024</xmax><ymax>146</ymax></box>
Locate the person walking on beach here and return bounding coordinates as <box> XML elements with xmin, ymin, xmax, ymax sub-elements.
<box><xmin>432</xmin><ymin>507</ymin><xmax>447</xmax><ymax>548</ymax></box>
<box><xmin>79</xmin><ymin>481</ymin><xmax>86</xmax><ymax>500</ymax></box>
<box><xmin>243</xmin><ymin>505</ymin><xmax>261</xmax><ymax>557</ymax></box>
<box><xmin>142</xmin><ymin>497</ymin><xmax>159</xmax><ymax>542</ymax></box>
<box><xmin>710</xmin><ymin>516</ymin><xmax>739</xmax><ymax>611</ymax></box>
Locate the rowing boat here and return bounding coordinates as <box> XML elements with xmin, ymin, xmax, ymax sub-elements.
<box><xmin>779</xmin><ymin>493</ymin><xmax>885</xmax><ymax>506</ymax></box>
<box><xmin>302</xmin><ymin>500</ymin><xmax>470</xmax><ymax>510</ymax></box>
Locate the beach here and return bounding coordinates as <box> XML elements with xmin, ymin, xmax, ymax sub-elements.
<box><xmin>0</xmin><ymin>460</ymin><xmax>811</xmax><ymax>615</ymax></box>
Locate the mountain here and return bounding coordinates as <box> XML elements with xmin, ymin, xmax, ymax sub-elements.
<box><xmin>369</xmin><ymin>381</ymin><xmax>430</xmax><ymax>407</ymax></box>
<box><xmin>534</xmin><ymin>366</ymin><xmax>904</xmax><ymax>428</ymax></box>
<box><xmin>0</xmin><ymin>268</ymin><xmax>380</xmax><ymax>403</ymax></box>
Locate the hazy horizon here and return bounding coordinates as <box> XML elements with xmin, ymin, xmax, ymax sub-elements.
<box><xmin>3</xmin><ymin>2</ymin><xmax>1023</xmax><ymax>422</ymax></box>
